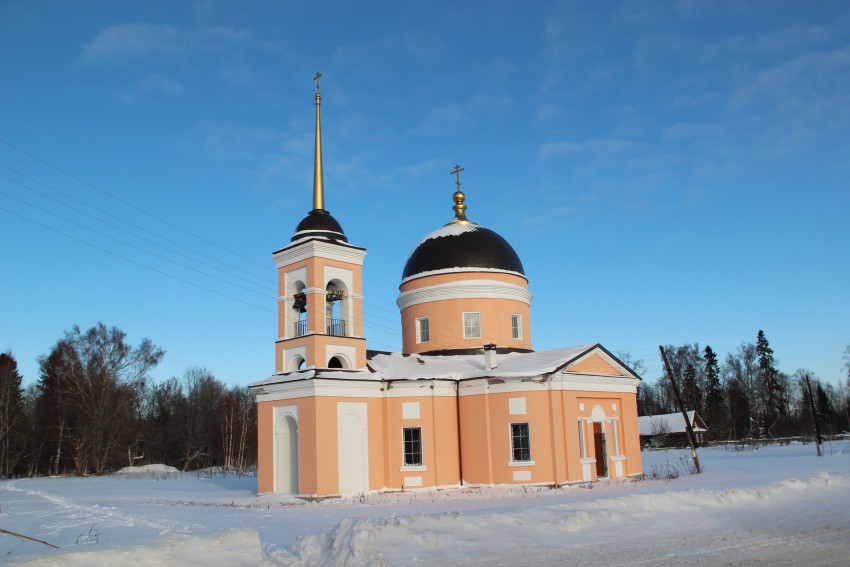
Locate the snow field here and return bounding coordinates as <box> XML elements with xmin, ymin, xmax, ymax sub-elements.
<box><xmin>2</xmin><ymin>442</ymin><xmax>849</xmax><ymax>566</ymax></box>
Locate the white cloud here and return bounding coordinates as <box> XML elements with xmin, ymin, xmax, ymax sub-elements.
<box><xmin>81</xmin><ymin>23</ymin><xmax>185</xmax><ymax>63</ymax></box>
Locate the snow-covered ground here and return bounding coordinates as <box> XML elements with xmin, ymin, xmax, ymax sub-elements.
<box><xmin>2</xmin><ymin>441</ymin><xmax>849</xmax><ymax>566</ymax></box>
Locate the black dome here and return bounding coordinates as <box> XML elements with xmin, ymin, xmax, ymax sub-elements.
<box><xmin>291</xmin><ymin>209</ymin><xmax>348</xmax><ymax>242</ymax></box>
<box><xmin>402</xmin><ymin>222</ymin><xmax>525</xmax><ymax>280</ymax></box>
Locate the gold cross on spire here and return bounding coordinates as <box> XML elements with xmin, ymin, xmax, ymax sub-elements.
<box><xmin>450</xmin><ymin>164</ymin><xmax>464</xmax><ymax>191</ymax></box>
<box><xmin>313</xmin><ymin>71</ymin><xmax>322</xmax><ymax>94</ymax></box>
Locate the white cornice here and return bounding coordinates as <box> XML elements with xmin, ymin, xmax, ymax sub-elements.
<box><xmin>554</xmin><ymin>373</ymin><xmax>640</xmax><ymax>393</ymax></box>
<box><xmin>385</xmin><ymin>380</ymin><xmax>457</xmax><ymax>398</ymax></box>
<box><xmin>254</xmin><ymin>378</ymin><xmax>383</xmax><ymax>402</ymax></box>
<box><xmin>252</xmin><ymin>372</ymin><xmax>638</xmax><ymax>403</ymax></box>
<box><xmin>396</xmin><ymin>279</ymin><xmax>533</xmax><ymax>310</ymax></box>
<box><xmin>273</xmin><ymin>240</ymin><xmax>367</xmax><ymax>267</ymax></box>
<box><xmin>401</xmin><ymin>267</ymin><xmax>527</xmax><ymax>285</ymax></box>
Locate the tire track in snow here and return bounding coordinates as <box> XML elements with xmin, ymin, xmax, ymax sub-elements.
<box><xmin>4</xmin><ymin>479</ymin><xmax>172</xmax><ymax>533</ymax></box>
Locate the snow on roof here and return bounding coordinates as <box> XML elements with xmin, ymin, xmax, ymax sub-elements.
<box><xmin>367</xmin><ymin>345</ymin><xmax>595</xmax><ymax>381</ymax></box>
<box><xmin>249</xmin><ymin>344</ymin><xmax>637</xmax><ymax>389</ymax></box>
<box><xmin>249</xmin><ymin>367</ymin><xmax>382</xmax><ymax>388</ymax></box>
<box><xmin>638</xmin><ymin>411</ymin><xmax>707</xmax><ymax>436</ymax></box>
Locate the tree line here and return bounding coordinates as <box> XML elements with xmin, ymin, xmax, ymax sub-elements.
<box><xmin>635</xmin><ymin>331</ymin><xmax>850</xmax><ymax>441</ymax></box>
<box><xmin>0</xmin><ymin>322</ymin><xmax>256</xmax><ymax>478</ymax></box>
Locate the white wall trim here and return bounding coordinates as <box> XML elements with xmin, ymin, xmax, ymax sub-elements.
<box><xmin>509</xmin><ymin>397</ymin><xmax>527</xmax><ymax>415</ymax></box>
<box><xmin>396</xmin><ymin>279</ymin><xmax>532</xmax><ymax>310</ymax></box>
<box><xmin>512</xmin><ymin>470</ymin><xmax>532</xmax><ymax>481</ymax></box>
<box><xmin>274</xmin><ymin>240</ymin><xmax>367</xmax><ymax>267</ymax></box>
<box><xmin>255</xmin><ymin>379</ymin><xmax>384</xmax><ymax>402</ymax></box>
<box><xmin>403</xmin><ymin>476</ymin><xmax>423</xmax><ymax>487</ymax></box>
<box><xmin>255</xmin><ymin>372</ymin><xmax>638</xmax><ymax>403</ymax></box>
<box><xmin>386</xmin><ymin>381</ymin><xmax>457</xmax><ymax>398</ymax></box>
<box><xmin>553</xmin><ymin>373</ymin><xmax>640</xmax><ymax>393</ymax></box>
<box><xmin>402</xmin><ymin>402</ymin><xmax>421</xmax><ymax>419</ymax></box>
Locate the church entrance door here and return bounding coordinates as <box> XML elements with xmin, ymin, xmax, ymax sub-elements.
<box><xmin>593</xmin><ymin>422</ymin><xmax>608</xmax><ymax>478</ymax></box>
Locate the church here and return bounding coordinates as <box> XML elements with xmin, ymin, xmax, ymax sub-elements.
<box><xmin>248</xmin><ymin>77</ymin><xmax>643</xmax><ymax>497</ymax></box>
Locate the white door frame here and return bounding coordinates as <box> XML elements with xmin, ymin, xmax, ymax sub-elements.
<box><xmin>337</xmin><ymin>402</ymin><xmax>369</xmax><ymax>494</ymax></box>
<box><xmin>274</xmin><ymin>404</ymin><xmax>299</xmax><ymax>493</ymax></box>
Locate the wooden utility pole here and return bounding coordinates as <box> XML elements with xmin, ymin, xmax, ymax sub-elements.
<box><xmin>659</xmin><ymin>346</ymin><xmax>703</xmax><ymax>474</ymax></box>
<box><xmin>804</xmin><ymin>374</ymin><xmax>823</xmax><ymax>457</ymax></box>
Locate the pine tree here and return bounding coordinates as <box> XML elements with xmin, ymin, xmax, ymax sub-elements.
<box><xmin>0</xmin><ymin>352</ymin><xmax>25</xmax><ymax>477</ymax></box>
<box><xmin>756</xmin><ymin>330</ymin><xmax>783</xmax><ymax>436</ymax></box>
<box><xmin>682</xmin><ymin>363</ymin><xmax>701</xmax><ymax>413</ymax></box>
<box><xmin>703</xmin><ymin>346</ymin><xmax>723</xmax><ymax>438</ymax></box>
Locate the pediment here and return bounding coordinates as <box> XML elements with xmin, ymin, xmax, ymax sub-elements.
<box><xmin>564</xmin><ymin>348</ymin><xmax>632</xmax><ymax>377</ymax></box>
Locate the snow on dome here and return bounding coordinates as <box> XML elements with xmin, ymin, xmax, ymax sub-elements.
<box><xmin>401</xmin><ymin>221</ymin><xmax>525</xmax><ymax>281</ymax></box>
<box><xmin>414</xmin><ymin>222</ymin><xmax>480</xmax><ymax>247</ymax></box>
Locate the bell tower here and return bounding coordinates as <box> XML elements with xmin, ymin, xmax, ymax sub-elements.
<box><xmin>273</xmin><ymin>73</ymin><xmax>367</xmax><ymax>372</ymax></box>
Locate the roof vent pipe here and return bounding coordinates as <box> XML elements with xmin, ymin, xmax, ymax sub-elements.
<box><xmin>484</xmin><ymin>343</ymin><xmax>498</xmax><ymax>370</ymax></box>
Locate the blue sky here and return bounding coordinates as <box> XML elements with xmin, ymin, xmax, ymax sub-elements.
<box><xmin>1</xmin><ymin>0</ymin><xmax>848</xmax><ymax>388</ymax></box>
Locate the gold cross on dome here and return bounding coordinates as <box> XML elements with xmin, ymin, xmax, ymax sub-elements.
<box><xmin>313</xmin><ymin>71</ymin><xmax>322</xmax><ymax>93</ymax></box>
<box><xmin>450</xmin><ymin>164</ymin><xmax>464</xmax><ymax>191</ymax></box>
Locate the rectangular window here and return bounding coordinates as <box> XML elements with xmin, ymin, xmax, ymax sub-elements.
<box><xmin>511</xmin><ymin>314</ymin><xmax>521</xmax><ymax>339</ymax></box>
<box><xmin>463</xmin><ymin>312</ymin><xmax>481</xmax><ymax>339</ymax></box>
<box><xmin>510</xmin><ymin>422</ymin><xmax>531</xmax><ymax>462</ymax></box>
<box><xmin>403</xmin><ymin>427</ymin><xmax>423</xmax><ymax>467</ymax></box>
<box><xmin>578</xmin><ymin>421</ymin><xmax>586</xmax><ymax>458</ymax></box>
<box><xmin>415</xmin><ymin>317</ymin><xmax>429</xmax><ymax>343</ymax></box>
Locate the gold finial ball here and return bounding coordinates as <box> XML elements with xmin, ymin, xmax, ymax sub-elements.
<box><xmin>452</xmin><ymin>190</ymin><xmax>469</xmax><ymax>223</ymax></box>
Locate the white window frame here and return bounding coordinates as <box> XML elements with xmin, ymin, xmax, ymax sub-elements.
<box><xmin>415</xmin><ymin>316</ymin><xmax>430</xmax><ymax>344</ymax></box>
<box><xmin>509</xmin><ymin>422</ymin><xmax>533</xmax><ymax>464</ymax></box>
<box><xmin>401</xmin><ymin>426</ymin><xmax>426</xmax><ymax>471</ymax></box>
<box><xmin>511</xmin><ymin>313</ymin><xmax>522</xmax><ymax>340</ymax></box>
<box><xmin>462</xmin><ymin>312</ymin><xmax>481</xmax><ymax>339</ymax></box>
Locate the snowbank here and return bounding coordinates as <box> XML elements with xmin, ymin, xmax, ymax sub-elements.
<box><xmin>15</xmin><ymin>529</ymin><xmax>264</xmax><ymax>567</ymax></box>
<box><xmin>114</xmin><ymin>464</ymin><xmax>180</xmax><ymax>477</ymax></box>
<box><xmin>4</xmin><ymin>443</ymin><xmax>850</xmax><ymax>566</ymax></box>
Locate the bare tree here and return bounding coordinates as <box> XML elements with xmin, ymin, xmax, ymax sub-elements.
<box><xmin>37</xmin><ymin>323</ymin><xmax>164</xmax><ymax>475</ymax></box>
<box><xmin>181</xmin><ymin>366</ymin><xmax>224</xmax><ymax>471</ymax></box>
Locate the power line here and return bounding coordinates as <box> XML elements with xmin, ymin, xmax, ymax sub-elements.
<box><xmin>0</xmin><ymin>189</ymin><xmax>274</xmax><ymax>299</ymax></box>
<box><xmin>0</xmin><ymin>138</ymin><xmax>273</xmax><ymax>271</ymax></box>
<box><xmin>1</xmin><ymin>206</ymin><xmax>274</xmax><ymax>313</ymax></box>
<box><xmin>1</xmin><ymin>141</ymin><xmax>654</xmax><ymax>363</ymax></box>
<box><xmin>0</xmin><ymin>172</ymin><xmax>272</xmax><ymax>292</ymax></box>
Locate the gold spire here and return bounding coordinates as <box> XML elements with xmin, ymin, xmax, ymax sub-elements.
<box><xmin>450</xmin><ymin>164</ymin><xmax>470</xmax><ymax>223</ymax></box>
<box><xmin>312</xmin><ymin>72</ymin><xmax>324</xmax><ymax>211</ymax></box>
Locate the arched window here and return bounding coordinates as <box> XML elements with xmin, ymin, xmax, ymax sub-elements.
<box><xmin>292</xmin><ymin>281</ymin><xmax>307</xmax><ymax>337</ymax></box>
<box><xmin>325</xmin><ymin>280</ymin><xmax>347</xmax><ymax>336</ymax></box>
<box><xmin>328</xmin><ymin>356</ymin><xmax>344</xmax><ymax>369</ymax></box>
<box><xmin>288</xmin><ymin>355</ymin><xmax>306</xmax><ymax>372</ymax></box>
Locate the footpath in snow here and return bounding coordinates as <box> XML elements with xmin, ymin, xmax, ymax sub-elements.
<box><xmin>2</xmin><ymin>441</ymin><xmax>849</xmax><ymax>566</ymax></box>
